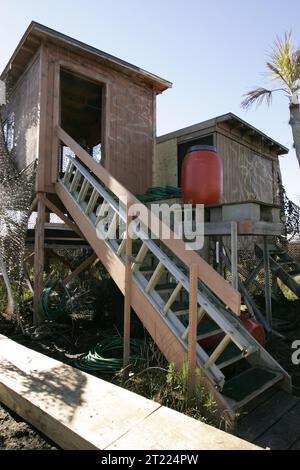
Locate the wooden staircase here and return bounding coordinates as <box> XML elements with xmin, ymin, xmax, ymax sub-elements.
<box><xmin>53</xmin><ymin>127</ymin><xmax>291</xmax><ymax>423</ymax></box>
<box><xmin>255</xmin><ymin>244</ymin><xmax>300</xmax><ymax>299</ymax></box>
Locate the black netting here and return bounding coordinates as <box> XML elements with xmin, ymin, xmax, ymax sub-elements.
<box><xmin>0</xmin><ymin>118</ymin><xmax>36</xmax><ymax>321</ymax></box>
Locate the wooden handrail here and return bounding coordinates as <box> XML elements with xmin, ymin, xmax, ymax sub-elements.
<box><xmin>56</xmin><ymin>126</ymin><xmax>241</xmax><ymax>315</ymax></box>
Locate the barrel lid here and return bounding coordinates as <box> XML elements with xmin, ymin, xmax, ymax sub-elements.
<box><xmin>187</xmin><ymin>145</ymin><xmax>217</xmax><ymax>153</ymax></box>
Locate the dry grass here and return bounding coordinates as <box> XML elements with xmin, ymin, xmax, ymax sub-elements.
<box><xmin>116</xmin><ymin>339</ymin><xmax>221</xmax><ymax>428</ymax></box>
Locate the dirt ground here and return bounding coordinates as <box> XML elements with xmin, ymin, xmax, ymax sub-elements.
<box><xmin>0</xmin><ymin>404</ymin><xmax>57</xmax><ymax>450</ymax></box>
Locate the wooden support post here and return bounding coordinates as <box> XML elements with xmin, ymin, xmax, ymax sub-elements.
<box><xmin>33</xmin><ymin>198</ymin><xmax>46</xmax><ymax>325</ymax></box>
<box><xmin>218</xmin><ymin>237</ymin><xmax>224</xmax><ymax>276</ymax></box>
<box><xmin>231</xmin><ymin>222</ymin><xmax>238</xmax><ymax>290</ymax></box>
<box><xmin>263</xmin><ymin>236</ymin><xmax>272</xmax><ymax>329</ymax></box>
<box><xmin>123</xmin><ymin>204</ymin><xmax>133</xmax><ymax>372</ymax></box>
<box><xmin>187</xmin><ymin>264</ymin><xmax>198</xmax><ymax>398</ymax></box>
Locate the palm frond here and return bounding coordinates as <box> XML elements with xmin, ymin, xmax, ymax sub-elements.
<box><xmin>241</xmin><ymin>87</ymin><xmax>273</xmax><ymax>109</ymax></box>
<box><xmin>267</xmin><ymin>32</ymin><xmax>300</xmax><ymax>93</ymax></box>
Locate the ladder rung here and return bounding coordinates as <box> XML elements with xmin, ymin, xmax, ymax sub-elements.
<box><xmin>107</xmin><ymin>213</ymin><xmax>118</xmax><ymax>239</ymax></box>
<box><xmin>197</xmin><ymin>327</ymin><xmax>223</xmax><ymax>341</ymax></box>
<box><xmin>204</xmin><ymin>334</ymin><xmax>232</xmax><ymax>369</ymax></box>
<box><xmin>85</xmin><ymin>188</ymin><xmax>98</xmax><ymax>215</ymax></box>
<box><xmin>163</xmin><ymin>283</ymin><xmax>183</xmax><ymax>314</ymax></box>
<box><xmin>145</xmin><ymin>262</ymin><xmax>165</xmax><ymax>293</ymax></box>
<box><xmin>182</xmin><ymin>306</ymin><xmax>205</xmax><ymax>341</ymax></box>
<box><xmin>77</xmin><ymin>179</ymin><xmax>90</xmax><ymax>203</ymax></box>
<box><xmin>69</xmin><ymin>169</ymin><xmax>81</xmax><ymax>193</ymax></box>
<box><xmin>63</xmin><ymin>161</ymin><xmax>74</xmax><ymax>184</ymax></box>
<box><xmin>117</xmin><ymin>238</ymin><xmax>126</xmax><ymax>257</ymax></box>
<box><xmin>132</xmin><ymin>243</ymin><xmax>149</xmax><ymax>272</ymax></box>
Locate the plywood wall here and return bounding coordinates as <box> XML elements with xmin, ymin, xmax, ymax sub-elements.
<box><xmin>5</xmin><ymin>54</ymin><xmax>40</xmax><ymax>172</ymax></box>
<box><xmin>41</xmin><ymin>43</ymin><xmax>155</xmax><ymax>195</ymax></box>
<box><xmin>154</xmin><ymin>139</ymin><xmax>177</xmax><ymax>186</ymax></box>
<box><xmin>216</xmin><ymin>132</ymin><xmax>277</xmax><ymax>204</ymax></box>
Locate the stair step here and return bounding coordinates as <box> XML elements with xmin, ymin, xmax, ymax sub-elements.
<box><xmin>156</xmin><ymin>282</ymin><xmax>178</xmax><ymax>293</ymax></box>
<box><xmin>197</xmin><ymin>320</ymin><xmax>223</xmax><ymax>340</ymax></box>
<box><xmin>206</xmin><ymin>342</ymin><xmax>244</xmax><ymax>369</ymax></box>
<box><xmin>171</xmin><ymin>302</ymin><xmax>189</xmax><ymax>316</ymax></box>
<box><xmin>222</xmin><ymin>367</ymin><xmax>283</xmax><ymax>409</ymax></box>
<box><xmin>140</xmin><ymin>266</ymin><xmax>155</xmax><ymax>274</ymax></box>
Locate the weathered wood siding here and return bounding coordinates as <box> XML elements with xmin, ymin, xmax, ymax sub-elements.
<box><xmin>41</xmin><ymin>43</ymin><xmax>155</xmax><ymax>195</ymax></box>
<box><xmin>5</xmin><ymin>54</ymin><xmax>40</xmax><ymax>172</ymax></box>
<box><xmin>154</xmin><ymin>139</ymin><xmax>177</xmax><ymax>186</ymax></box>
<box><xmin>216</xmin><ymin>132</ymin><xmax>275</xmax><ymax>204</ymax></box>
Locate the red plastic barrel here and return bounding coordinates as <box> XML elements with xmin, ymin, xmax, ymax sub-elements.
<box><xmin>240</xmin><ymin>313</ymin><xmax>266</xmax><ymax>347</ymax></box>
<box><xmin>200</xmin><ymin>313</ymin><xmax>266</xmax><ymax>350</ymax></box>
<box><xmin>181</xmin><ymin>145</ymin><xmax>223</xmax><ymax>205</ymax></box>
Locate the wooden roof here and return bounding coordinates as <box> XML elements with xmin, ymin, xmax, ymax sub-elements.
<box><xmin>157</xmin><ymin>112</ymin><xmax>289</xmax><ymax>155</ymax></box>
<box><xmin>0</xmin><ymin>22</ymin><xmax>172</xmax><ymax>93</ymax></box>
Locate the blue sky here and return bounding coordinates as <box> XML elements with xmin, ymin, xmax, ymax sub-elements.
<box><xmin>0</xmin><ymin>0</ymin><xmax>299</xmax><ymax>202</ymax></box>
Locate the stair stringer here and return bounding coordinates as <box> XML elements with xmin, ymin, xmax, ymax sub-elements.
<box><xmin>55</xmin><ymin>181</ymin><xmax>236</xmax><ymax>422</ymax></box>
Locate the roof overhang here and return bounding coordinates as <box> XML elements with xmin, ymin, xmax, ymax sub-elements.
<box><xmin>157</xmin><ymin>112</ymin><xmax>289</xmax><ymax>156</ymax></box>
<box><xmin>1</xmin><ymin>21</ymin><xmax>172</xmax><ymax>94</ymax></box>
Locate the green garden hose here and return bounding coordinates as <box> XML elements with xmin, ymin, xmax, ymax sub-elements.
<box><xmin>137</xmin><ymin>186</ymin><xmax>182</xmax><ymax>202</ymax></box>
<box><xmin>74</xmin><ymin>337</ymin><xmax>143</xmax><ymax>374</ymax></box>
<box><xmin>41</xmin><ymin>281</ymin><xmax>68</xmax><ymax>321</ymax></box>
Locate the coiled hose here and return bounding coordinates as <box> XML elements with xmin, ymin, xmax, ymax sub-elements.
<box><xmin>74</xmin><ymin>337</ymin><xmax>143</xmax><ymax>374</ymax></box>
<box><xmin>41</xmin><ymin>281</ymin><xmax>68</xmax><ymax>321</ymax></box>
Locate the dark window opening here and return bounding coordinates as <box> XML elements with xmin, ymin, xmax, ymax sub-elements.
<box><xmin>177</xmin><ymin>134</ymin><xmax>214</xmax><ymax>186</ymax></box>
<box><xmin>59</xmin><ymin>69</ymin><xmax>103</xmax><ymax>173</ymax></box>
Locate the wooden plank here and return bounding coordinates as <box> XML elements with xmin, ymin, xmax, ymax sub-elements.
<box><xmin>0</xmin><ymin>335</ymin><xmax>160</xmax><ymax>450</ymax></box>
<box><xmin>254</xmin><ymin>401</ymin><xmax>300</xmax><ymax>450</ymax></box>
<box><xmin>204</xmin><ymin>221</ymin><xmax>283</xmax><ymax>236</ymax></box>
<box><xmin>0</xmin><ymin>335</ymin><xmax>258</xmax><ymax>450</ymax></box>
<box><xmin>263</xmin><ymin>237</ymin><xmax>272</xmax><ymax>328</ymax></box>
<box><xmin>231</xmin><ymin>222</ymin><xmax>238</xmax><ymax>290</ymax></box>
<box><xmin>57</xmin><ymin>126</ymin><xmax>241</xmax><ymax>315</ymax></box>
<box><xmin>107</xmin><ymin>405</ymin><xmax>261</xmax><ymax>450</ymax></box>
<box><xmin>62</xmin><ymin>253</ymin><xmax>97</xmax><ymax>286</ymax></box>
<box><xmin>33</xmin><ymin>197</ymin><xmax>46</xmax><ymax>325</ymax></box>
<box><xmin>51</xmin><ymin>61</ymin><xmax>60</xmax><ymax>184</ymax></box>
<box><xmin>145</xmin><ymin>262</ymin><xmax>164</xmax><ymax>293</ymax></box>
<box><xmin>123</xmin><ymin>204</ymin><xmax>133</xmax><ymax>370</ymax></box>
<box><xmin>237</xmin><ymin>390</ymin><xmax>299</xmax><ymax>443</ymax></box>
<box><xmin>37</xmin><ymin>43</ymin><xmax>48</xmax><ymax>191</ymax></box>
<box><xmin>187</xmin><ymin>264</ymin><xmax>198</xmax><ymax>397</ymax></box>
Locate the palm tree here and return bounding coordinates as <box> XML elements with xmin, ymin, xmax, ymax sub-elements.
<box><xmin>241</xmin><ymin>32</ymin><xmax>300</xmax><ymax>167</ymax></box>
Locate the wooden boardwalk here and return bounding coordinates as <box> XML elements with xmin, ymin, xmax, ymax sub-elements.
<box><xmin>237</xmin><ymin>389</ymin><xmax>300</xmax><ymax>449</ymax></box>
<box><xmin>0</xmin><ymin>335</ymin><xmax>259</xmax><ymax>450</ymax></box>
